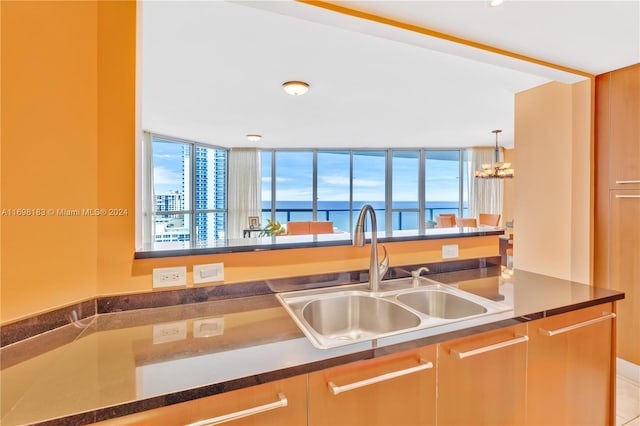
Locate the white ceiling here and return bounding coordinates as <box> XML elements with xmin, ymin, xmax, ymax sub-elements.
<box><xmin>141</xmin><ymin>1</ymin><xmax>639</xmax><ymax>149</ymax></box>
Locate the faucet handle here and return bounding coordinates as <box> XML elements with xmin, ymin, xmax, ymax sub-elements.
<box><xmin>411</xmin><ymin>267</ymin><xmax>430</xmax><ymax>278</ymax></box>
<box><xmin>378</xmin><ymin>244</ymin><xmax>389</xmax><ymax>278</ymax></box>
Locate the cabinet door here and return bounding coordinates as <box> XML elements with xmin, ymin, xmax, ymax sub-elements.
<box><xmin>611</xmin><ymin>191</ymin><xmax>640</xmax><ymax>364</ymax></box>
<box><xmin>95</xmin><ymin>374</ymin><xmax>306</xmax><ymax>426</ymax></box>
<box><xmin>437</xmin><ymin>325</ymin><xmax>527</xmax><ymax>426</ymax></box>
<box><xmin>610</xmin><ymin>64</ymin><xmax>640</xmax><ymax>189</ymax></box>
<box><xmin>308</xmin><ymin>346</ymin><xmax>436</xmax><ymax>426</ymax></box>
<box><xmin>527</xmin><ymin>304</ymin><xmax>615</xmax><ymax>426</ymax></box>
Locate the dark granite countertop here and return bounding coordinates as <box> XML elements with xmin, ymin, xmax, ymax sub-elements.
<box><xmin>0</xmin><ymin>267</ymin><xmax>624</xmax><ymax>425</ymax></box>
<box><xmin>135</xmin><ymin>227</ymin><xmax>505</xmax><ymax>258</ymax></box>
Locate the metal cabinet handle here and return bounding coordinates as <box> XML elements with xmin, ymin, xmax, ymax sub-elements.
<box><xmin>185</xmin><ymin>393</ymin><xmax>288</xmax><ymax>426</ymax></box>
<box><xmin>328</xmin><ymin>358</ymin><xmax>433</xmax><ymax>395</ymax></box>
<box><xmin>451</xmin><ymin>335</ymin><xmax>529</xmax><ymax>359</ymax></box>
<box><xmin>615</xmin><ymin>180</ymin><xmax>640</xmax><ymax>184</ymax></box>
<box><xmin>538</xmin><ymin>312</ymin><xmax>616</xmax><ymax>337</ymax></box>
<box><xmin>616</xmin><ymin>195</ymin><xmax>640</xmax><ymax>198</ymax></box>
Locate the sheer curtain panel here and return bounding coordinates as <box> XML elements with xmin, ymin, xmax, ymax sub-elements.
<box><xmin>228</xmin><ymin>148</ymin><xmax>262</xmax><ymax>239</ymax></box>
<box><xmin>468</xmin><ymin>147</ymin><xmax>503</xmax><ymax>223</ymax></box>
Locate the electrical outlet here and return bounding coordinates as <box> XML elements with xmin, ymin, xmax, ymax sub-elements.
<box><xmin>193</xmin><ymin>263</ymin><xmax>224</xmax><ymax>284</ymax></box>
<box><xmin>153</xmin><ymin>321</ymin><xmax>187</xmax><ymax>344</ymax></box>
<box><xmin>153</xmin><ymin>266</ymin><xmax>187</xmax><ymax>288</ymax></box>
<box><xmin>442</xmin><ymin>244</ymin><xmax>459</xmax><ymax>259</ymax></box>
<box><xmin>193</xmin><ymin>317</ymin><xmax>224</xmax><ymax>338</ymax></box>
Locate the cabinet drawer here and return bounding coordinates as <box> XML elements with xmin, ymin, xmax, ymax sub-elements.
<box><xmin>308</xmin><ymin>346</ymin><xmax>436</xmax><ymax>426</ymax></box>
<box><xmin>95</xmin><ymin>375</ymin><xmax>306</xmax><ymax>426</ymax></box>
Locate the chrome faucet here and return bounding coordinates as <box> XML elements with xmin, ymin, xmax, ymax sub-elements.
<box><xmin>411</xmin><ymin>267</ymin><xmax>430</xmax><ymax>286</ymax></box>
<box><xmin>353</xmin><ymin>204</ymin><xmax>389</xmax><ymax>292</ymax></box>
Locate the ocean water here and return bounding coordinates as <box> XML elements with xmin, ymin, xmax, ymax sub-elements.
<box><xmin>261</xmin><ymin>201</ymin><xmax>466</xmax><ymax>232</ymax></box>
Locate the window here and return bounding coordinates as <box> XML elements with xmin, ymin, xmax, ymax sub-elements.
<box><xmin>261</xmin><ymin>149</ymin><xmax>466</xmax><ymax>234</ymax></box>
<box><xmin>425</xmin><ymin>150</ymin><xmax>463</xmax><ymax>222</ymax></box>
<box><xmin>146</xmin><ymin>134</ymin><xmax>227</xmax><ymax>248</ymax></box>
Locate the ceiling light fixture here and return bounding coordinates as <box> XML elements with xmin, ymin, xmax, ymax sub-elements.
<box><xmin>475</xmin><ymin>130</ymin><xmax>514</xmax><ymax>179</ymax></box>
<box><xmin>246</xmin><ymin>134</ymin><xmax>262</xmax><ymax>142</ymax></box>
<box><xmin>282</xmin><ymin>81</ymin><xmax>310</xmax><ymax>96</ymax></box>
<box><xmin>489</xmin><ymin>0</ymin><xmax>505</xmax><ymax>6</ymax></box>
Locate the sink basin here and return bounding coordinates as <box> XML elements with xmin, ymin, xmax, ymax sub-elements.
<box><xmin>276</xmin><ymin>279</ymin><xmax>513</xmax><ymax>349</ymax></box>
<box><xmin>396</xmin><ymin>289</ymin><xmax>488</xmax><ymax>319</ymax></box>
<box><xmin>302</xmin><ymin>293</ymin><xmax>421</xmax><ymax>341</ymax></box>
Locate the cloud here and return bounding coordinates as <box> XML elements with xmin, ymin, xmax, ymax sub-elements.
<box><xmin>154</xmin><ymin>166</ymin><xmax>183</xmax><ymax>185</ymax></box>
<box><xmin>319</xmin><ymin>175</ymin><xmax>350</xmax><ymax>186</ymax></box>
<box><xmin>352</xmin><ymin>177</ymin><xmax>384</xmax><ymax>187</ymax></box>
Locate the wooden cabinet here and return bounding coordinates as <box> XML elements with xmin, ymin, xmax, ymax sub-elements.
<box><xmin>610</xmin><ymin>191</ymin><xmax>640</xmax><ymax>363</ymax></box>
<box><xmin>308</xmin><ymin>346</ymin><xmax>437</xmax><ymax>426</ymax></box>
<box><xmin>527</xmin><ymin>304</ymin><xmax>616</xmax><ymax>426</ymax></box>
<box><xmin>609</xmin><ymin>65</ymin><xmax>640</xmax><ymax>189</ymax></box>
<box><xmin>95</xmin><ymin>374</ymin><xmax>307</xmax><ymax>426</ymax></box>
<box><xmin>595</xmin><ymin>63</ymin><xmax>640</xmax><ymax>365</ymax></box>
<box><xmin>437</xmin><ymin>324</ymin><xmax>528</xmax><ymax>426</ymax></box>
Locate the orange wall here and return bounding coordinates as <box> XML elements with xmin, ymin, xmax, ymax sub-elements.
<box><xmin>0</xmin><ymin>1</ymin><xmax>506</xmax><ymax>323</ymax></box>
<box><xmin>513</xmin><ymin>80</ymin><xmax>592</xmax><ymax>283</ymax></box>
<box><xmin>1</xmin><ymin>1</ymin><xmax>100</xmax><ymax>321</ymax></box>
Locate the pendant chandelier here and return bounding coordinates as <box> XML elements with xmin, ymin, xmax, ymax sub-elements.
<box><xmin>474</xmin><ymin>129</ymin><xmax>514</xmax><ymax>179</ymax></box>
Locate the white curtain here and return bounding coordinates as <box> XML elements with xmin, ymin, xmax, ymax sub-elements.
<box><xmin>228</xmin><ymin>148</ymin><xmax>262</xmax><ymax>239</ymax></box>
<box><xmin>467</xmin><ymin>147</ymin><xmax>503</xmax><ymax>223</ymax></box>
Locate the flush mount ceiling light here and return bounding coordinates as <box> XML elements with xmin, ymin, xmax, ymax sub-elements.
<box><xmin>282</xmin><ymin>81</ymin><xmax>309</xmax><ymax>96</ymax></box>
<box><xmin>475</xmin><ymin>130</ymin><xmax>514</xmax><ymax>179</ymax></box>
<box><xmin>246</xmin><ymin>134</ymin><xmax>262</xmax><ymax>142</ymax></box>
<box><xmin>489</xmin><ymin>0</ymin><xmax>505</xmax><ymax>6</ymax></box>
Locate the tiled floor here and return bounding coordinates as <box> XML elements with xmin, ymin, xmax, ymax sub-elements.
<box><xmin>617</xmin><ymin>375</ymin><xmax>640</xmax><ymax>426</ymax></box>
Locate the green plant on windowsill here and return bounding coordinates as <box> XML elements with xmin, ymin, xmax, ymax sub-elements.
<box><xmin>259</xmin><ymin>219</ymin><xmax>286</xmax><ymax>236</ymax></box>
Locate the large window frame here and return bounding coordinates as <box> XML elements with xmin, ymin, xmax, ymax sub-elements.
<box><xmin>143</xmin><ymin>133</ymin><xmax>228</xmax><ymax>248</ymax></box>
<box><xmin>261</xmin><ymin>148</ymin><xmax>466</xmax><ymax>234</ymax></box>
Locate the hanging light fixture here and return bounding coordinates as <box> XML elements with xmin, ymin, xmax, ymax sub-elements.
<box><xmin>475</xmin><ymin>129</ymin><xmax>514</xmax><ymax>179</ymax></box>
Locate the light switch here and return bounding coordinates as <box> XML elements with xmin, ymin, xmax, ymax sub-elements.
<box><xmin>193</xmin><ymin>263</ymin><xmax>224</xmax><ymax>284</ymax></box>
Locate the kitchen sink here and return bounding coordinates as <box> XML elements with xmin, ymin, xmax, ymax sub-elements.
<box><xmin>276</xmin><ymin>277</ymin><xmax>513</xmax><ymax>349</ymax></box>
<box><xmin>396</xmin><ymin>289</ymin><xmax>487</xmax><ymax>319</ymax></box>
<box><xmin>302</xmin><ymin>293</ymin><xmax>421</xmax><ymax>340</ymax></box>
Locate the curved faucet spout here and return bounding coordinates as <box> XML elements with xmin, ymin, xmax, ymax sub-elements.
<box><xmin>353</xmin><ymin>204</ymin><xmax>388</xmax><ymax>292</ymax></box>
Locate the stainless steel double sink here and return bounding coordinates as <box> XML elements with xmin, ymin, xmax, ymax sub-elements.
<box><xmin>276</xmin><ymin>277</ymin><xmax>512</xmax><ymax>349</ymax></box>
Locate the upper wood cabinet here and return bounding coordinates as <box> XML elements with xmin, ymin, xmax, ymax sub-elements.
<box><xmin>527</xmin><ymin>303</ymin><xmax>615</xmax><ymax>425</ymax></box>
<box><xmin>596</xmin><ymin>64</ymin><xmax>640</xmax><ymax>190</ymax></box>
<box><xmin>308</xmin><ymin>346</ymin><xmax>437</xmax><ymax>426</ymax></box>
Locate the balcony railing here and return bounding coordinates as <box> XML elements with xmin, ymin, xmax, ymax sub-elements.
<box><xmin>261</xmin><ymin>207</ymin><xmax>465</xmax><ymax>232</ymax></box>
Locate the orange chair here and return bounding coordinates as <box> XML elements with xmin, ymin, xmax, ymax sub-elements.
<box><xmin>286</xmin><ymin>221</ymin><xmax>310</xmax><ymax>235</ymax></box>
<box><xmin>479</xmin><ymin>213</ymin><xmax>501</xmax><ymax>226</ymax></box>
<box><xmin>309</xmin><ymin>221</ymin><xmax>334</xmax><ymax>234</ymax></box>
<box><xmin>438</xmin><ymin>213</ymin><xmax>456</xmax><ymax>225</ymax></box>
<box><xmin>457</xmin><ymin>218</ymin><xmax>477</xmax><ymax>227</ymax></box>
<box><xmin>436</xmin><ymin>215</ymin><xmax>454</xmax><ymax>228</ymax></box>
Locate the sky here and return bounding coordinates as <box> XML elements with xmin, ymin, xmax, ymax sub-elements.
<box><xmin>152</xmin><ymin>140</ymin><xmax>463</xmax><ymax>204</ymax></box>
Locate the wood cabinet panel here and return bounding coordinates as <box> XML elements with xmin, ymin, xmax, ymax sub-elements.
<box><xmin>437</xmin><ymin>325</ymin><xmax>527</xmax><ymax>426</ymax></box>
<box><xmin>527</xmin><ymin>304</ymin><xmax>615</xmax><ymax>425</ymax></box>
<box><xmin>610</xmin><ymin>191</ymin><xmax>640</xmax><ymax>364</ymax></box>
<box><xmin>610</xmin><ymin>64</ymin><xmax>640</xmax><ymax>189</ymax></box>
<box><xmin>308</xmin><ymin>346</ymin><xmax>436</xmax><ymax>426</ymax></box>
<box><xmin>95</xmin><ymin>375</ymin><xmax>307</xmax><ymax>426</ymax></box>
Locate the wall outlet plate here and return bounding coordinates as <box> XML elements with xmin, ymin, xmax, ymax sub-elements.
<box><xmin>153</xmin><ymin>321</ymin><xmax>187</xmax><ymax>344</ymax></box>
<box><xmin>193</xmin><ymin>263</ymin><xmax>224</xmax><ymax>284</ymax></box>
<box><xmin>442</xmin><ymin>244</ymin><xmax>459</xmax><ymax>259</ymax></box>
<box><xmin>152</xmin><ymin>266</ymin><xmax>187</xmax><ymax>288</ymax></box>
